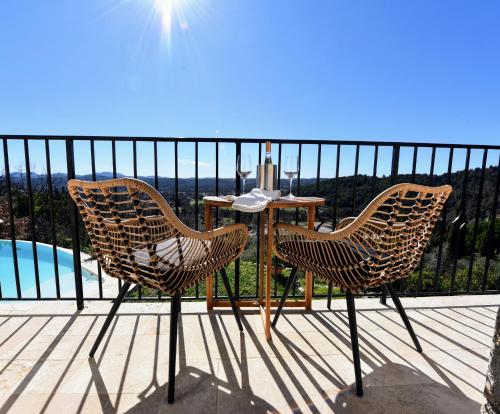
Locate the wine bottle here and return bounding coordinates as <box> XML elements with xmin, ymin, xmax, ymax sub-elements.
<box><xmin>265</xmin><ymin>141</ymin><xmax>272</xmax><ymax>164</ymax></box>
<box><xmin>263</xmin><ymin>141</ymin><xmax>275</xmax><ymax>191</ymax></box>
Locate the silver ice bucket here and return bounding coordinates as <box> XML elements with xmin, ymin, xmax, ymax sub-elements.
<box><xmin>256</xmin><ymin>164</ymin><xmax>278</xmax><ymax>191</ymax></box>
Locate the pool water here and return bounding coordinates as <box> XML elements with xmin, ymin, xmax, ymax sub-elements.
<box><xmin>0</xmin><ymin>240</ymin><xmax>96</xmax><ymax>298</ymax></box>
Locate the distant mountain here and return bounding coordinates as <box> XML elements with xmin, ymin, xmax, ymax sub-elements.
<box><xmin>9</xmin><ymin>172</ymin><xmax>318</xmax><ymax>195</ymax></box>
<box><xmin>299</xmin><ymin>166</ymin><xmax>499</xmax><ymax>222</ymax></box>
<box><xmin>5</xmin><ymin>167</ymin><xmax>499</xmax><ymax>223</ymax></box>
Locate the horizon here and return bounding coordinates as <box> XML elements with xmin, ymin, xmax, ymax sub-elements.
<box><xmin>4</xmin><ymin>152</ymin><xmax>499</xmax><ymax>181</ymax></box>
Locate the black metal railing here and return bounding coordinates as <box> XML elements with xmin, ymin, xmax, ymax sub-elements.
<box><xmin>0</xmin><ymin>135</ymin><xmax>499</xmax><ymax>309</ymax></box>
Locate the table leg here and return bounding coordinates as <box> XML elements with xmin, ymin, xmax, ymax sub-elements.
<box><xmin>205</xmin><ymin>204</ymin><xmax>213</xmax><ymax>310</ymax></box>
<box><xmin>265</xmin><ymin>208</ymin><xmax>273</xmax><ymax>340</ymax></box>
<box><xmin>305</xmin><ymin>206</ymin><xmax>315</xmax><ymax>310</ymax></box>
<box><xmin>259</xmin><ymin>211</ymin><xmax>265</xmax><ymax>306</ymax></box>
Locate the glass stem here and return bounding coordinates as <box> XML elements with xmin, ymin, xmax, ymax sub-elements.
<box><xmin>289</xmin><ymin>178</ymin><xmax>293</xmax><ymax>196</ymax></box>
<box><xmin>242</xmin><ymin>178</ymin><xmax>246</xmax><ymax>194</ymax></box>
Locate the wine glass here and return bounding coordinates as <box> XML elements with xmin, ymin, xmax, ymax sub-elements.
<box><xmin>236</xmin><ymin>155</ymin><xmax>252</xmax><ymax>194</ymax></box>
<box><xmin>283</xmin><ymin>155</ymin><xmax>299</xmax><ymax>199</ymax></box>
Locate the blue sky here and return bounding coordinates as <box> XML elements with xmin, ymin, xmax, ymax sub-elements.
<box><xmin>1</xmin><ymin>0</ymin><xmax>499</xmax><ymax>178</ymax></box>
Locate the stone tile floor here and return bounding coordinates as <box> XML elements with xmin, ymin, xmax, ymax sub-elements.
<box><xmin>0</xmin><ymin>295</ymin><xmax>497</xmax><ymax>413</ymax></box>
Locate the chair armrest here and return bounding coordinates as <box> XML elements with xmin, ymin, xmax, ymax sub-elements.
<box><xmin>202</xmin><ymin>223</ymin><xmax>248</xmax><ymax>241</ymax></box>
<box><xmin>336</xmin><ymin>217</ymin><xmax>356</xmax><ymax>230</ymax></box>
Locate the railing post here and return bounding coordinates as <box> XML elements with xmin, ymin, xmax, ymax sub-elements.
<box><xmin>66</xmin><ymin>139</ymin><xmax>84</xmax><ymax>310</ymax></box>
<box><xmin>234</xmin><ymin>141</ymin><xmax>241</xmax><ymax>300</ymax></box>
<box><xmin>380</xmin><ymin>145</ymin><xmax>400</xmax><ymax>304</ymax></box>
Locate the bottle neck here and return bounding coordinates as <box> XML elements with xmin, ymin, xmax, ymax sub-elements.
<box><xmin>265</xmin><ymin>141</ymin><xmax>272</xmax><ymax>164</ymax></box>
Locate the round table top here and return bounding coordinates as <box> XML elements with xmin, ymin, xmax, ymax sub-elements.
<box><xmin>203</xmin><ymin>195</ymin><xmax>325</xmax><ymax>209</ymax></box>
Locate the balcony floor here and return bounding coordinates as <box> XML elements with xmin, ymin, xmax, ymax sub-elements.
<box><xmin>0</xmin><ymin>295</ymin><xmax>497</xmax><ymax>413</ymax></box>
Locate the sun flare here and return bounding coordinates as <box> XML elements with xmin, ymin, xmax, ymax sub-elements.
<box><xmin>152</xmin><ymin>0</ymin><xmax>194</xmax><ymax>48</ymax></box>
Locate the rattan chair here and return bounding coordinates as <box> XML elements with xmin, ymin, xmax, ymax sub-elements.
<box><xmin>271</xmin><ymin>183</ymin><xmax>452</xmax><ymax>396</ymax></box>
<box><xmin>67</xmin><ymin>178</ymin><xmax>248</xmax><ymax>403</ymax></box>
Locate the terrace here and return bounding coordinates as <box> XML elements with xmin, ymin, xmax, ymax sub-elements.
<box><xmin>0</xmin><ymin>135</ymin><xmax>499</xmax><ymax>413</ymax></box>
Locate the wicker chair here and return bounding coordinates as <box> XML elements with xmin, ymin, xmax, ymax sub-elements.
<box><xmin>271</xmin><ymin>183</ymin><xmax>452</xmax><ymax>396</ymax></box>
<box><xmin>67</xmin><ymin>178</ymin><xmax>248</xmax><ymax>403</ymax></box>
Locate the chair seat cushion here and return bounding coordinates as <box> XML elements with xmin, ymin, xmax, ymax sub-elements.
<box><xmin>275</xmin><ymin>238</ymin><xmax>390</xmax><ymax>288</ymax></box>
<box><xmin>133</xmin><ymin>237</ymin><xmax>211</xmax><ymax>270</ymax></box>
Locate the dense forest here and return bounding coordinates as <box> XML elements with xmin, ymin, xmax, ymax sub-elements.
<box><xmin>1</xmin><ymin>165</ymin><xmax>499</xmax><ymax>298</ymax></box>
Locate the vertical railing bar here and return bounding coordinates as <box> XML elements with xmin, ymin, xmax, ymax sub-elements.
<box><xmin>312</xmin><ymin>143</ymin><xmax>322</xmax><ymax>297</ymax></box>
<box><xmin>367</xmin><ymin>144</ymin><xmax>378</xmax><ymax>298</ymax></box>
<box><xmin>90</xmin><ymin>139</ymin><xmax>103</xmax><ymax>299</ymax></box>
<box><xmin>66</xmin><ymin>139</ymin><xmax>84</xmax><ymax>309</ymax></box>
<box><xmin>333</xmin><ymin>144</ymin><xmax>340</xmax><ymax>228</ymax></box>
<box><xmin>133</xmin><ymin>140</ymin><xmax>137</xmax><ymax>178</ymax></box>
<box><xmin>154</xmin><ymin>140</ymin><xmax>161</xmax><ymax>300</ymax></box>
<box><xmin>295</xmin><ymin>143</ymin><xmax>302</xmax><ymax>225</ymax></box>
<box><xmin>255</xmin><ymin>143</ymin><xmax>261</xmax><ymax>298</ymax></box>
<box><xmin>24</xmin><ymin>138</ymin><xmax>41</xmax><ymax>299</ymax></box>
<box><xmin>466</xmin><ymin>148</ymin><xmax>488</xmax><ymax>291</ymax></box>
<box><xmin>132</xmin><ymin>140</ymin><xmax>142</xmax><ymax>299</ymax></box>
<box><xmin>2</xmin><ymin>138</ymin><xmax>22</xmax><ymax>298</ymax></box>
<box><xmin>429</xmin><ymin>146</ymin><xmax>436</xmax><ymax>185</ymax></box>
<box><xmin>234</xmin><ymin>142</ymin><xmax>241</xmax><ymax>300</ymax></box>
<box><xmin>215</xmin><ymin>142</ymin><xmax>219</xmax><ymax>299</ymax></box>
<box><xmin>482</xmin><ymin>154</ymin><xmax>500</xmax><ymax>291</ymax></box>
<box><xmin>351</xmin><ymin>144</ymin><xmax>360</xmax><ymax>216</ymax></box>
<box><xmin>45</xmin><ymin>139</ymin><xmax>61</xmax><ymax>299</ymax></box>
<box><xmin>112</xmin><ymin>139</ymin><xmax>117</xmax><ymax>179</ymax></box>
<box><xmin>195</xmin><ymin>142</ymin><xmax>199</xmax><ymax>299</ymax></box>
<box><xmin>293</xmin><ymin>143</ymin><xmax>302</xmax><ymax>297</ymax></box>
<box><xmin>154</xmin><ymin>141</ymin><xmax>159</xmax><ymax>190</ymax></box>
<box><xmin>316</xmin><ymin>144</ymin><xmax>321</xmax><ymax>194</ymax></box>
<box><xmin>371</xmin><ymin>145</ymin><xmax>378</xmax><ymax>200</ymax></box>
<box><xmin>450</xmin><ymin>147</ymin><xmax>470</xmax><ymax>292</ymax></box>
<box><xmin>195</xmin><ymin>142</ymin><xmax>199</xmax><ymax>231</ymax></box>
<box><xmin>381</xmin><ymin>145</ymin><xmax>400</xmax><ymax>304</ymax></box>
<box><xmin>434</xmin><ymin>147</ymin><xmax>454</xmax><ymax>291</ymax></box>
<box><xmin>390</xmin><ymin>145</ymin><xmax>400</xmax><ymax>185</ymax></box>
<box><xmin>112</xmin><ymin>139</ymin><xmax>121</xmax><ymax>291</ymax></box>
<box><xmin>417</xmin><ymin>146</ymin><xmax>436</xmax><ymax>292</ymax></box>
<box><xmin>274</xmin><ymin>143</ymin><xmax>282</xmax><ymax>297</ymax></box>
<box><xmin>174</xmin><ymin>141</ymin><xmax>179</xmax><ymax>215</ymax></box>
<box><xmin>411</xmin><ymin>146</ymin><xmax>418</xmax><ymax>182</ymax></box>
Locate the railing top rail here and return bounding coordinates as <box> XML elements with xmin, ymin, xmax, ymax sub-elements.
<box><xmin>1</xmin><ymin>134</ymin><xmax>499</xmax><ymax>150</ymax></box>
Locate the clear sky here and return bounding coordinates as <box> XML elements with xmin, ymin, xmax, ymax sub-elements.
<box><xmin>0</xmin><ymin>0</ymin><xmax>499</xmax><ymax>178</ymax></box>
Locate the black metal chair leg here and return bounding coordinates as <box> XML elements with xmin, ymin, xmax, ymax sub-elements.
<box><xmin>167</xmin><ymin>293</ymin><xmax>181</xmax><ymax>404</ymax></box>
<box><xmin>346</xmin><ymin>291</ymin><xmax>363</xmax><ymax>397</ymax></box>
<box><xmin>327</xmin><ymin>281</ymin><xmax>333</xmax><ymax>309</ymax></box>
<box><xmin>271</xmin><ymin>266</ymin><xmax>298</xmax><ymax>327</ymax></box>
<box><xmin>386</xmin><ymin>284</ymin><xmax>422</xmax><ymax>352</ymax></box>
<box><xmin>220</xmin><ymin>268</ymin><xmax>244</xmax><ymax>332</ymax></box>
<box><xmin>380</xmin><ymin>285</ymin><xmax>387</xmax><ymax>304</ymax></box>
<box><xmin>89</xmin><ymin>281</ymin><xmax>131</xmax><ymax>358</ymax></box>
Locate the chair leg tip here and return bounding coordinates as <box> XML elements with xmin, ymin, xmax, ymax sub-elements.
<box><xmin>356</xmin><ymin>389</ymin><xmax>363</xmax><ymax>397</ymax></box>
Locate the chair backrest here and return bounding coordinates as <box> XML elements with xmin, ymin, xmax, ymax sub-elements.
<box><xmin>67</xmin><ymin>178</ymin><xmax>185</xmax><ymax>287</ymax></box>
<box><xmin>345</xmin><ymin>183</ymin><xmax>452</xmax><ymax>284</ymax></box>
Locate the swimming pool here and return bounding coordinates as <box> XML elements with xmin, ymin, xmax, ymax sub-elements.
<box><xmin>0</xmin><ymin>240</ymin><xmax>97</xmax><ymax>298</ymax></box>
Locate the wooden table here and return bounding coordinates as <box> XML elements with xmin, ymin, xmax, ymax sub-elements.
<box><xmin>203</xmin><ymin>196</ymin><xmax>325</xmax><ymax>340</ymax></box>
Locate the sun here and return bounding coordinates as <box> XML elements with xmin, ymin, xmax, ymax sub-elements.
<box><xmin>153</xmin><ymin>0</ymin><xmax>191</xmax><ymax>47</ymax></box>
<box><xmin>99</xmin><ymin>0</ymin><xmax>207</xmax><ymax>55</ymax></box>
<box><xmin>153</xmin><ymin>0</ymin><xmax>176</xmax><ymax>38</ymax></box>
